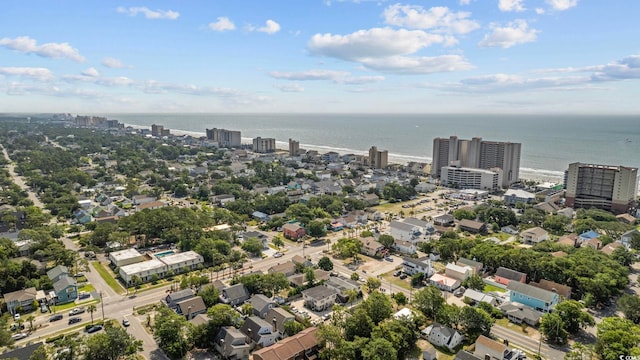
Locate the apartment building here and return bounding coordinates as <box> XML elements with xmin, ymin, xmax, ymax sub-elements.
<box><xmin>253</xmin><ymin>137</ymin><xmax>276</xmax><ymax>153</ymax></box>
<box><xmin>431</xmin><ymin>136</ymin><xmax>521</xmax><ymax>187</ymax></box>
<box><xmin>564</xmin><ymin>162</ymin><xmax>638</xmax><ymax>214</ymax></box>
<box><xmin>368</xmin><ymin>146</ymin><xmax>388</xmax><ymax>169</ymax></box>
<box><xmin>440</xmin><ymin>166</ymin><xmax>503</xmax><ymax>191</ymax></box>
<box><xmin>205</xmin><ymin>128</ymin><xmax>242</xmax><ymax>148</ymax></box>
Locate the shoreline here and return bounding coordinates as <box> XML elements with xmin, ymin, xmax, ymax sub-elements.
<box><xmin>126</xmin><ymin>123</ymin><xmax>565</xmax><ymax>184</ymax></box>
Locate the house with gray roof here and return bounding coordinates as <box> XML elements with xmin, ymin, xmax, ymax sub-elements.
<box><xmin>266</xmin><ymin>307</ymin><xmax>295</xmax><ymax>337</ymax></box>
<box><xmin>424</xmin><ymin>323</ymin><xmax>463</xmax><ymax>351</ymax></box>
<box><xmin>302</xmin><ymin>286</ymin><xmax>337</xmax><ymax>311</ymax></box>
<box><xmin>250</xmin><ymin>294</ymin><xmax>276</xmax><ymax>319</ymax></box>
<box><xmin>219</xmin><ymin>284</ymin><xmax>250</xmax><ymax>306</ymax></box>
<box><xmin>508</xmin><ymin>281</ymin><xmax>560</xmax><ymax>313</ymax></box>
<box><xmin>214</xmin><ymin>326</ymin><xmax>251</xmax><ymax>360</ymax></box>
<box><xmin>3</xmin><ymin>287</ymin><xmax>37</xmax><ymax>315</ymax></box>
<box><xmin>456</xmin><ymin>257</ymin><xmax>483</xmax><ymax>275</ymax></box>
<box><xmin>47</xmin><ymin>265</ymin><xmax>70</xmax><ymax>283</ymax></box>
<box><xmin>176</xmin><ymin>296</ymin><xmax>207</xmax><ymax>320</ymax></box>
<box><xmin>324</xmin><ymin>277</ymin><xmax>361</xmax><ymax>303</ymax></box>
<box><xmin>495</xmin><ymin>267</ymin><xmax>526</xmax><ymax>286</ymax></box>
<box><xmin>499</xmin><ymin>302</ymin><xmax>543</xmax><ymax>326</ymax></box>
<box><xmin>53</xmin><ymin>276</ymin><xmax>78</xmax><ymax>304</ymax></box>
<box><xmin>162</xmin><ymin>289</ymin><xmax>195</xmax><ymax>310</ymax></box>
<box><xmin>402</xmin><ymin>257</ymin><xmax>434</xmax><ymax>276</ymax></box>
<box><xmin>240</xmin><ymin>316</ymin><xmax>279</xmax><ymax>348</ymax></box>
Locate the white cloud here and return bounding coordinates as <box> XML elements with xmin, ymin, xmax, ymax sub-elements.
<box><xmin>308</xmin><ymin>27</ymin><xmax>444</xmax><ymax>61</ymax></box>
<box><xmin>499</xmin><ymin>0</ymin><xmax>526</xmax><ymax>12</ymax></box>
<box><xmin>81</xmin><ymin>68</ymin><xmax>100</xmax><ymax>77</ymax></box>
<box><xmin>545</xmin><ymin>0</ymin><xmax>578</xmax><ymax>11</ymax></box>
<box><xmin>0</xmin><ymin>36</ymin><xmax>85</xmax><ymax>62</ymax></box>
<box><xmin>478</xmin><ymin>20</ymin><xmax>539</xmax><ymax>48</ymax></box>
<box><xmin>535</xmin><ymin>8</ymin><xmax>545</xmax><ymax>14</ymax></box>
<box><xmin>359</xmin><ymin>55</ymin><xmax>473</xmax><ymax>74</ymax></box>
<box><xmin>209</xmin><ymin>17</ymin><xmax>236</xmax><ymax>32</ymax></box>
<box><xmin>255</xmin><ymin>20</ymin><xmax>281</xmax><ymax>34</ymax></box>
<box><xmin>116</xmin><ymin>6</ymin><xmax>179</xmax><ymax>20</ymax></box>
<box><xmin>459</xmin><ymin>0</ymin><xmax>472</xmax><ymax>5</ymax></box>
<box><xmin>324</xmin><ymin>0</ymin><xmax>387</xmax><ymax>5</ymax></box>
<box><xmin>63</xmin><ymin>73</ymin><xmax>134</xmax><ymax>87</ymax></box>
<box><xmin>102</xmin><ymin>57</ymin><xmax>129</xmax><ymax>68</ymax></box>
<box><xmin>274</xmin><ymin>83</ymin><xmax>304</xmax><ymax>92</ymax></box>
<box><xmin>382</xmin><ymin>4</ymin><xmax>480</xmax><ymax>34</ymax></box>
<box><xmin>269</xmin><ymin>69</ymin><xmax>385</xmax><ymax>84</ymax></box>
<box><xmin>0</xmin><ymin>67</ymin><xmax>54</xmax><ymax>81</ymax></box>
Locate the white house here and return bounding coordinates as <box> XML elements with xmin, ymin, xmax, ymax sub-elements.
<box><xmin>444</xmin><ymin>263</ymin><xmax>472</xmax><ymax>281</ymax></box>
<box><xmin>402</xmin><ymin>257</ymin><xmax>434</xmax><ymax>276</ymax></box>
<box><xmin>521</xmin><ymin>227</ymin><xmax>549</xmax><ymax>245</ymax></box>
<box><xmin>424</xmin><ymin>323</ymin><xmax>463</xmax><ymax>351</ymax></box>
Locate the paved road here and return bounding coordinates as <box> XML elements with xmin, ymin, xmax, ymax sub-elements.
<box><xmin>0</xmin><ymin>144</ymin><xmax>46</xmax><ymax>209</ymax></box>
<box><xmin>491</xmin><ymin>324</ymin><xmax>568</xmax><ymax>360</ymax></box>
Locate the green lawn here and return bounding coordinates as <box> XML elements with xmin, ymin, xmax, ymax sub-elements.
<box><xmin>52</xmin><ymin>298</ymin><xmax>99</xmax><ymax>313</ymax></box>
<box><xmin>484</xmin><ymin>284</ymin><xmax>507</xmax><ymax>293</ymax></box>
<box><xmin>92</xmin><ymin>261</ymin><xmax>126</xmax><ymax>295</ymax></box>
<box><xmin>78</xmin><ymin>284</ymin><xmax>95</xmax><ymax>293</ymax></box>
<box><xmin>381</xmin><ymin>273</ymin><xmax>412</xmax><ymax>291</ymax></box>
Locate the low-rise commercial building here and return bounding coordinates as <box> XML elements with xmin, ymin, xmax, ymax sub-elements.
<box><xmin>109</xmin><ymin>248</ymin><xmax>144</xmax><ymax>268</ymax></box>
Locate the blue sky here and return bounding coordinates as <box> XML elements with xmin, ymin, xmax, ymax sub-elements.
<box><xmin>1</xmin><ymin>0</ymin><xmax>639</xmax><ymax>114</ymax></box>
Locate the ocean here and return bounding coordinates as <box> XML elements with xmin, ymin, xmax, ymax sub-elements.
<box><xmin>108</xmin><ymin>113</ymin><xmax>640</xmax><ymax>183</ymax></box>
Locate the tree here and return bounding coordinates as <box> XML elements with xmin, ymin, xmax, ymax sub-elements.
<box><xmin>83</xmin><ymin>327</ymin><xmax>143</xmax><ymax>360</ymax></box>
<box><xmin>540</xmin><ymin>313</ymin><xmax>569</xmax><ymax>345</ymax></box>
<box><xmin>462</xmin><ymin>274</ymin><xmax>485</xmax><ymax>291</ymax></box>
<box><xmin>344</xmin><ymin>308</ymin><xmax>374</xmax><ymax>340</ymax></box>
<box><xmin>378</xmin><ymin>234</ymin><xmax>394</xmax><ymax>249</ymax></box>
<box><xmin>197</xmin><ymin>285</ymin><xmax>220</xmax><ymax>307</ymax></box>
<box><xmin>410</xmin><ymin>273</ymin><xmax>425</xmax><ymax>287</ymax></box>
<box><xmin>458</xmin><ymin>306</ymin><xmax>494</xmax><ymax>339</ymax></box>
<box><xmin>412</xmin><ymin>285</ymin><xmax>445</xmax><ymax>319</ymax></box>
<box><xmin>618</xmin><ymin>294</ymin><xmax>640</xmax><ymax>324</ymax></box>
<box><xmin>241</xmin><ymin>303</ymin><xmax>254</xmax><ymax>316</ymax></box>
<box><xmin>283</xmin><ymin>320</ymin><xmax>304</xmax><ymax>336</ymax></box>
<box><xmin>393</xmin><ymin>292</ymin><xmax>407</xmax><ymax>306</ymax></box>
<box><xmin>361</xmin><ymin>337</ymin><xmax>397</xmax><ymax>360</ymax></box>
<box><xmin>345</xmin><ymin>288</ymin><xmax>359</xmax><ymax>307</ymax></box>
<box><xmin>363</xmin><ymin>291</ymin><xmax>392</xmax><ymax>325</ymax></box>
<box><xmin>307</xmin><ymin>220</ymin><xmax>327</xmax><ymax>239</ymax></box>
<box><xmin>350</xmin><ymin>272</ymin><xmax>359</xmax><ymax>281</ymax></box>
<box><xmin>611</xmin><ymin>246</ymin><xmax>635</xmax><ymax>267</ymax></box>
<box><xmin>304</xmin><ymin>267</ymin><xmax>316</xmax><ymax>286</ymax></box>
<box><xmin>317</xmin><ymin>256</ymin><xmax>333</xmax><ymax>271</ymax></box>
<box><xmin>555</xmin><ymin>300</ymin><xmax>595</xmax><ymax>334</ymax></box>
<box><xmin>370</xmin><ymin>317</ymin><xmax>419</xmax><ymax>360</ymax></box>
<box><xmin>437</xmin><ymin>304</ymin><xmax>462</xmax><ymax>329</ymax></box>
<box><xmin>453</xmin><ymin>208</ymin><xmax>476</xmax><ymax>220</ymax></box>
<box><xmin>241</xmin><ymin>237</ymin><xmax>263</xmax><ymax>256</ymax></box>
<box><xmin>25</xmin><ymin>314</ymin><xmax>35</xmax><ymax>331</ymax></box>
<box><xmin>153</xmin><ymin>307</ymin><xmax>191</xmax><ymax>359</ymax></box>
<box><xmin>595</xmin><ymin>317</ymin><xmax>640</xmax><ymax>360</ymax></box>
<box><xmin>365</xmin><ymin>277</ymin><xmax>381</xmax><ymax>292</ymax></box>
<box><xmin>87</xmin><ymin>304</ymin><xmax>97</xmax><ymax>325</ymax></box>
<box><xmin>332</xmin><ymin>237</ymin><xmax>362</xmax><ymax>259</ymax></box>
<box><xmin>272</xmin><ymin>236</ymin><xmax>284</xmax><ymax>250</ymax></box>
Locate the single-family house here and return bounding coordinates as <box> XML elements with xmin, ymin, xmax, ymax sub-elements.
<box><xmin>557</xmin><ymin>233</ymin><xmax>578</xmax><ymax>247</ymax></box>
<box><xmin>456</xmin><ymin>258</ymin><xmax>483</xmax><ymax>275</ymax></box>
<box><xmin>530</xmin><ymin>279</ymin><xmax>572</xmax><ymax>299</ymax></box>
<box><xmin>424</xmin><ymin>323</ymin><xmax>463</xmax><ymax>351</ymax></box>
<box><xmin>600</xmin><ymin>241</ymin><xmax>623</xmax><ymax>256</ymax></box>
<box><xmin>433</xmin><ymin>214</ymin><xmax>455</xmax><ymax>227</ymax></box>
<box><xmin>402</xmin><ymin>257</ymin><xmax>434</xmax><ymax>277</ymax></box>
<box><xmin>520</xmin><ymin>227</ymin><xmax>549</xmax><ymax>245</ymax></box>
<box><xmin>389</xmin><ymin>221</ymin><xmax>422</xmax><ymax>243</ymax></box>
<box><xmin>252</xmin><ymin>211</ymin><xmax>271</xmax><ymax>222</ymax></box>
<box><xmin>498</xmin><ymin>302</ymin><xmax>543</xmax><ymax>326</ymax></box>
<box><xmin>463</xmin><ymin>289</ymin><xmax>496</xmax><ymax>306</ymax></box>
<box><xmin>458</xmin><ymin>219</ymin><xmax>487</xmax><ymax>234</ymax></box>
<box><xmin>501</xmin><ymin>225</ymin><xmax>519</xmax><ymax>235</ymax></box>
<box><xmin>582</xmin><ymin>237</ymin><xmax>602</xmax><ymax>250</ymax></box>
<box><xmin>214</xmin><ymin>326</ymin><xmax>251</xmax><ymax>360</ymax></box>
<box><xmin>176</xmin><ymin>296</ymin><xmax>207</xmax><ymax>320</ymax></box>
<box><xmin>455</xmin><ymin>350</ymin><xmax>483</xmax><ymax>360</ymax></box>
<box><xmin>445</xmin><ymin>263</ymin><xmax>472</xmax><ymax>281</ymax></box>
<box><xmin>216</xmin><ymin>194</ymin><xmax>236</xmax><ymax>207</ymax></box>
<box><xmin>429</xmin><ymin>273</ymin><xmax>461</xmax><ymax>292</ymax></box>
<box><xmin>250</xmin><ymin>294</ymin><xmax>276</xmax><ymax>319</ymax></box>
<box><xmin>578</xmin><ymin>230</ymin><xmax>600</xmax><ymax>243</ymax></box>
<box><xmin>219</xmin><ymin>284</ymin><xmax>250</xmax><ymax>306</ymax></box>
<box><xmin>394</xmin><ymin>239</ymin><xmax>417</xmax><ymax>255</ymax></box>
<box><xmin>422</xmin><ymin>345</ymin><xmax>438</xmax><ymax>360</ymax></box>
<box><xmin>494</xmin><ymin>267</ymin><xmax>526</xmax><ymax>286</ymax></box>
<box><xmin>361</xmin><ymin>193</ymin><xmax>380</xmax><ymax>206</ymax></box>
<box><xmin>361</xmin><ymin>237</ymin><xmax>385</xmax><ymax>257</ymax></box>
<box><xmin>266</xmin><ymin>307</ymin><xmax>295</xmax><ymax>337</ymax></box>
<box><xmin>47</xmin><ymin>265</ymin><xmax>70</xmax><ymax>283</ymax></box>
<box><xmin>163</xmin><ymin>289</ymin><xmax>195</xmax><ymax>309</ymax></box>
<box><xmin>4</xmin><ymin>287</ymin><xmax>37</xmax><ymax>315</ymax></box>
<box><xmin>282</xmin><ymin>223</ymin><xmax>306</xmax><ymax>240</ymax></box>
<box><xmin>302</xmin><ymin>286</ymin><xmax>337</xmax><ymax>311</ymax></box>
<box><xmin>324</xmin><ymin>277</ymin><xmax>361</xmax><ymax>303</ymax></box>
<box><xmin>53</xmin><ymin>277</ymin><xmax>78</xmax><ymax>304</ymax></box>
<box><xmin>507</xmin><ymin>281</ymin><xmax>560</xmax><ymax>313</ymax></box>
<box><xmin>474</xmin><ymin>335</ymin><xmax>510</xmax><ymax>360</ymax></box>
<box><xmin>252</xmin><ymin>327</ymin><xmax>320</xmax><ymax>360</ymax></box>
<box><xmin>403</xmin><ymin>217</ymin><xmax>436</xmax><ymax>238</ymax></box>
<box><xmin>268</xmin><ymin>262</ymin><xmax>296</xmax><ymax>277</ymax></box>
<box><xmin>240</xmin><ymin>316</ymin><xmax>279</xmax><ymax>348</ymax></box>
<box><xmin>616</xmin><ymin>213</ymin><xmax>637</xmax><ymax>225</ymax></box>
<box><xmin>621</xmin><ymin>229</ymin><xmax>640</xmax><ymax>249</ymax></box>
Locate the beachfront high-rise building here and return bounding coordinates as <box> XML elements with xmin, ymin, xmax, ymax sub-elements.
<box><xmin>289</xmin><ymin>138</ymin><xmax>300</xmax><ymax>156</ymax></box>
<box><xmin>151</xmin><ymin>124</ymin><xmax>170</xmax><ymax>137</ymax></box>
<box><xmin>368</xmin><ymin>146</ymin><xmax>388</xmax><ymax>169</ymax></box>
<box><xmin>441</xmin><ymin>166</ymin><xmax>503</xmax><ymax>191</ymax></box>
<box><xmin>431</xmin><ymin>136</ymin><xmax>521</xmax><ymax>188</ymax></box>
<box><xmin>564</xmin><ymin>162</ymin><xmax>638</xmax><ymax>214</ymax></box>
<box><xmin>253</xmin><ymin>137</ymin><xmax>276</xmax><ymax>153</ymax></box>
<box><xmin>205</xmin><ymin>128</ymin><xmax>241</xmax><ymax>148</ymax></box>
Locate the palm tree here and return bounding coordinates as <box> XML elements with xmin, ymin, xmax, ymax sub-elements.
<box><xmin>87</xmin><ymin>304</ymin><xmax>97</xmax><ymax>325</ymax></box>
<box><xmin>25</xmin><ymin>315</ymin><xmax>35</xmax><ymax>331</ymax></box>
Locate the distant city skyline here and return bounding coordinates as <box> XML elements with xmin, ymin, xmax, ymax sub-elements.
<box><xmin>1</xmin><ymin>1</ymin><xmax>640</xmax><ymax>114</ymax></box>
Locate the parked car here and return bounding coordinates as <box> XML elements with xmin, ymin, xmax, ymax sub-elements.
<box><xmin>68</xmin><ymin>317</ymin><xmax>81</xmax><ymax>325</ymax></box>
<box><xmin>399</xmin><ymin>274</ymin><xmax>408</xmax><ymax>280</ymax></box>
<box><xmin>13</xmin><ymin>313</ymin><xmax>20</xmax><ymax>321</ymax></box>
<box><xmin>11</xmin><ymin>333</ymin><xmax>28</xmax><ymax>340</ymax></box>
<box><xmin>41</xmin><ymin>304</ymin><xmax>49</xmax><ymax>313</ymax></box>
<box><xmin>385</xmin><ymin>257</ymin><xmax>394</xmax><ymax>262</ymax></box>
<box><xmin>393</xmin><ymin>270</ymin><xmax>402</xmax><ymax>277</ymax></box>
<box><xmin>122</xmin><ymin>319</ymin><xmax>130</xmax><ymax>327</ymax></box>
<box><xmin>10</xmin><ymin>323</ymin><xmax>25</xmax><ymax>331</ymax></box>
<box><xmin>273</xmin><ymin>252</ymin><xmax>283</xmax><ymax>258</ymax></box>
<box><xmin>78</xmin><ymin>292</ymin><xmax>90</xmax><ymax>300</ymax></box>
<box><xmin>86</xmin><ymin>325</ymin><xmax>103</xmax><ymax>333</ymax></box>
<box><xmin>69</xmin><ymin>307</ymin><xmax>85</xmax><ymax>316</ymax></box>
<box><xmin>49</xmin><ymin>314</ymin><xmax>63</xmax><ymax>322</ymax></box>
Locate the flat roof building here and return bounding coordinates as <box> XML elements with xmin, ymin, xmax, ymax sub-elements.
<box><xmin>109</xmin><ymin>248</ymin><xmax>144</xmax><ymax>268</ymax></box>
<box><xmin>119</xmin><ymin>259</ymin><xmax>166</xmax><ymax>285</ymax></box>
<box><xmin>157</xmin><ymin>251</ymin><xmax>204</xmax><ymax>273</ymax></box>
<box><xmin>441</xmin><ymin>166</ymin><xmax>503</xmax><ymax>191</ymax></box>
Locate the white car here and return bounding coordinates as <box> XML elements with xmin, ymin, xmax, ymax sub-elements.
<box><xmin>11</xmin><ymin>333</ymin><xmax>28</xmax><ymax>340</ymax></box>
<box><xmin>13</xmin><ymin>313</ymin><xmax>20</xmax><ymax>321</ymax></box>
<box><xmin>273</xmin><ymin>252</ymin><xmax>283</xmax><ymax>258</ymax></box>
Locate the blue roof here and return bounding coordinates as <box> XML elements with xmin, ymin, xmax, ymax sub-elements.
<box><xmin>579</xmin><ymin>230</ymin><xmax>600</xmax><ymax>240</ymax></box>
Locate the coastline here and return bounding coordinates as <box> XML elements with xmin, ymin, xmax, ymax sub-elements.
<box><xmin>126</xmin><ymin>123</ymin><xmax>565</xmax><ymax>184</ymax></box>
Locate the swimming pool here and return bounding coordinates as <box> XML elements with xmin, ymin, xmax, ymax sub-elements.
<box><xmin>154</xmin><ymin>250</ymin><xmax>175</xmax><ymax>258</ymax></box>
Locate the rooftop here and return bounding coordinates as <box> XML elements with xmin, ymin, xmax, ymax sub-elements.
<box><xmin>109</xmin><ymin>248</ymin><xmax>143</xmax><ymax>260</ymax></box>
<box><xmin>157</xmin><ymin>251</ymin><xmax>203</xmax><ymax>266</ymax></box>
<box><xmin>119</xmin><ymin>258</ymin><xmax>165</xmax><ymax>275</ymax></box>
